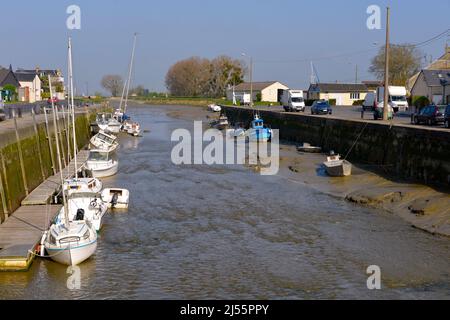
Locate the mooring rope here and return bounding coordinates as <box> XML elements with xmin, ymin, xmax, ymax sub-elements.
<box><xmin>344</xmin><ymin>121</ymin><xmax>369</xmax><ymax>160</ymax></box>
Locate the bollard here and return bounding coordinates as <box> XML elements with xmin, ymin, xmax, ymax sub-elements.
<box><xmin>361</xmin><ymin>108</ymin><xmax>364</xmax><ymax>119</ymax></box>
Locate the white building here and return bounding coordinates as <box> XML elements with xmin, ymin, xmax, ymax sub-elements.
<box><xmin>16</xmin><ymin>72</ymin><xmax>42</xmax><ymax>103</ymax></box>
<box><xmin>226</xmin><ymin>81</ymin><xmax>289</xmax><ymax>103</ymax></box>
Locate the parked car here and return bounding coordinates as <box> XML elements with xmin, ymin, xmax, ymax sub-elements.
<box><xmin>444</xmin><ymin>104</ymin><xmax>450</xmax><ymax>129</ymax></box>
<box><xmin>311</xmin><ymin>100</ymin><xmax>332</xmax><ymax>115</ymax></box>
<box><xmin>412</xmin><ymin>104</ymin><xmax>445</xmax><ymax>126</ymax></box>
<box><xmin>47</xmin><ymin>97</ymin><xmax>59</xmax><ymax>105</ymax></box>
<box><xmin>373</xmin><ymin>101</ymin><xmax>394</xmax><ymax>120</ymax></box>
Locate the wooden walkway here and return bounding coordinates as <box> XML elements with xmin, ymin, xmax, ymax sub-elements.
<box><xmin>0</xmin><ymin>205</ymin><xmax>61</xmax><ymax>271</ymax></box>
<box><xmin>21</xmin><ymin>150</ymin><xmax>90</xmax><ymax>206</ymax></box>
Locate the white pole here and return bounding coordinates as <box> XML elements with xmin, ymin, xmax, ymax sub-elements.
<box><xmin>69</xmin><ymin>37</ymin><xmax>78</xmax><ymax>180</ymax></box>
<box><xmin>124</xmin><ymin>33</ymin><xmax>138</xmax><ymax>114</ymax></box>
<box><xmin>49</xmin><ymin>75</ymin><xmax>69</xmax><ymax>228</ymax></box>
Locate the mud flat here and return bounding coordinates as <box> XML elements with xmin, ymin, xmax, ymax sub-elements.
<box><xmin>152</xmin><ymin>103</ymin><xmax>450</xmax><ymax>238</ymax></box>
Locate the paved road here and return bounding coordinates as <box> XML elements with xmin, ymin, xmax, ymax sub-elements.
<box><xmin>243</xmin><ymin>104</ymin><xmax>449</xmax><ymax>131</ymax></box>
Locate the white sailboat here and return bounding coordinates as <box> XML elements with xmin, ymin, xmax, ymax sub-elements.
<box><xmin>118</xmin><ymin>33</ymin><xmax>141</xmax><ymax>137</ymax></box>
<box><xmin>43</xmin><ymin>42</ymin><xmax>97</xmax><ymax>265</ymax></box>
<box><xmin>86</xmin><ymin>149</ymin><xmax>119</xmax><ymax>178</ymax></box>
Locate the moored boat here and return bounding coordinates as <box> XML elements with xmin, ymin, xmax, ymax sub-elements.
<box><xmin>247</xmin><ymin>114</ymin><xmax>272</xmax><ymax>142</ymax></box>
<box><xmin>297</xmin><ymin>143</ymin><xmax>322</xmax><ymax>153</ymax></box>
<box><xmin>86</xmin><ymin>149</ymin><xmax>119</xmax><ymax>178</ymax></box>
<box><xmin>323</xmin><ymin>153</ymin><xmax>352</xmax><ymax>177</ymax></box>
<box><xmin>90</xmin><ymin>130</ymin><xmax>119</xmax><ymax>151</ymax></box>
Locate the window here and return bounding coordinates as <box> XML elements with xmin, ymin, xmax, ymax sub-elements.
<box><xmin>350</xmin><ymin>93</ymin><xmax>360</xmax><ymax>100</ymax></box>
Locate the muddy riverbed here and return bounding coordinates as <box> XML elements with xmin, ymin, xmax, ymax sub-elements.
<box><xmin>0</xmin><ymin>104</ymin><xmax>449</xmax><ymax>299</ymax></box>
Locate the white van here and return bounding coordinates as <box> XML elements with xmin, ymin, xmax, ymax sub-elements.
<box><xmin>362</xmin><ymin>92</ymin><xmax>376</xmax><ymax>111</ymax></box>
<box><xmin>281</xmin><ymin>90</ymin><xmax>305</xmax><ymax>112</ymax></box>
<box><xmin>377</xmin><ymin>86</ymin><xmax>409</xmax><ymax>112</ymax></box>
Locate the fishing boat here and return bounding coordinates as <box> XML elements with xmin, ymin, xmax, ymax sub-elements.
<box><xmin>211</xmin><ymin>115</ymin><xmax>229</xmax><ymax>130</ymax></box>
<box><xmin>64</xmin><ymin>177</ymin><xmax>103</xmax><ymax>194</ymax></box>
<box><xmin>323</xmin><ymin>153</ymin><xmax>352</xmax><ymax>177</ymax></box>
<box><xmin>101</xmin><ymin>188</ymin><xmax>130</xmax><ymax>209</ymax></box>
<box><xmin>43</xmin><ymin>38</ymin><xmax>97</xmax><ymax>266</ymax></box>
<box><xmin>247</xmin><ymin>114</ymin><xmax>272</xmax><ymax>142</ymax></box>
<box><xmin>90</xmin><ymin>130</ymin><xmax>119</xmax><ymax>151</ymax></box>
<box><xmin>297</xmin><ymin>143</ymin><xmax>322</xmax><ymax>153</ymax></box>
<box><xmin>85</xmin><ymin>149</ymin><xmax>119</xmax><ymax>178</ymax></box>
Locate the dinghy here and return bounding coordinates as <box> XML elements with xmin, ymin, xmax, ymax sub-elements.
<box><xmin>297</xmin><ymin>143</ymin><xmax>322</xmax><ymax>153</ymax></box>
<box><xmin>101</xmin><ymin>188</ymin><xmax>130</xmax><ymax>209</ymax></box>
<box><xmin>323</xmin><ymin>153</ymin><xmax>352</xmax><ymax>177</ymax></box>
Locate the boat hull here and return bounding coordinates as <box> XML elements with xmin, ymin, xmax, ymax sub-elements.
<box><xmin>324</xmin><ymin>160</ymin><xmax>352</xmax><ymax>177</ymax></box>
<box><xmin>46</xmin><ymin>240</ymin><xmax>97</xmax><ymax>266</ymax></box>
<box><xmin>89</xmin><ymin>162</ymin><xmax>119</xmax><ymax>178</ymax></box>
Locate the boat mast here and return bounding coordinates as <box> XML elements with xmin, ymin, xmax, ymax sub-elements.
<box><xmin>68</xmin><ymin>37</ymin><xmax>78</xmax><ymax>179</ymax></box>
<box><xmin>123</xmin><ymin>32</ymin><xmax>137</xmax><ymax>115</ymax></box>
<box><xmin>49</xmin><ymin>76</ymin><xmax>70</xmax><ymax>228</ymax></box>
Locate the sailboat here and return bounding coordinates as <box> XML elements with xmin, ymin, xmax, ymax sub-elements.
<box><xmin>43</xmin><ymin>43</ymin><xmax>97</xmax><ymax>265</ymax></box>
<box><xmin>118</xmin><ymin>33</ymin><xmax>141</xmax><ymax>137</ymax></box>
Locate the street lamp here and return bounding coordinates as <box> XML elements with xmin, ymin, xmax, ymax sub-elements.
<box><xmin>438</xmin><ymin>73</ymin><xmax>448</xmax><ymax>105</ymax></box>
<box><xmin>241</xmin><ymin>53</ymin><xmax>253</xmax><ymax>107</ymax></box>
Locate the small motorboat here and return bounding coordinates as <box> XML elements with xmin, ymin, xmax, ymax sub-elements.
<box><xmin>97</xmin><ymin>113</ymin><xmax>121</xmax><ymax>133</ymax></box>
<box><xmin>90</xmin><ymin>130</ymin><xmax>119</xmax><ymax>151</ymax></box>
<box><xmin>101</xmin><ymin>188</ymin><xmax>130</xmax><ymax>209</ymax></box>
<box><xmin>212</xmin><ymin>115</ymin><xmax>229</xmax><ymax>130</ymax></box>
<box><xmin>85</xmin><ymin>149</ymin><xmax>119</xmax><ymax>178</ymax></box>
<box><xmin>208</xmin><ymin>104</ymin><xmax>221</xmax><ymax>112</ymax></box>
<box><xmin>43</xmin><ymin>220</ymin><xmax>97</xmax><ymax>266</ymax></box>
<box><xmin>297</xmin><ymin>143</ymin><xmax>322</xmax><ymax>153</ymax></box>
<box><xmin>247</xmin><ymin>114</ymin><xmax>272</xmax><ymax>142</ymax></box>
<box><xmin>122</xmin><ymin>120</ymin><xmax>141</xmax><ymax>137</ymax></box>
<box><xmin>323</xmin><ymin>153</ymin><xmax>352</xmax><ymax>177</ymax></box>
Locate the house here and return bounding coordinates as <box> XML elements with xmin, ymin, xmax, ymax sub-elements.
<box><xmin>15</xmin><ymin>72</ymin><xmax>42</xmax><ymax>103</ymax></box>
<box><xmin>16</xmin><ymin>67</ymin><xmax>65</xmax><ymax>100</ymax></box>
<box><xmin>407</xmin><ymin>45</ymin><xmax>450</xmax><ymax>94</ymax></box>
<box><xmin>410</xmin><ymin>69</ymin><xmax>450</xmax><ymax>105</ymax></box>
<box><xmin>308</xmin><ymin>83</ymin><xmax>369</xmax><ymax>105</ymax></box>
<box><xmin>0</xmin><ymin>65</ymin><xmax>20</xmax><ymax>101</ymax></box>
<box><xmin>226</xmin><ymin>81</ymin><xmax>289</xmax><ymax>103</ymax></box>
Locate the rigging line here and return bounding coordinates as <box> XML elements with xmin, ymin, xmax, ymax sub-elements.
<box><xmin>344</xmin><ymin>121</ymin><xmax>369</xmax><ymax>160</ymax></box>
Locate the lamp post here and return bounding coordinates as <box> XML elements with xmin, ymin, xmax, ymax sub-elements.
<box><xmin>242</xmin><ymin>53</ymin><xmax>253</xmax><ymax>107</ymax></box>
<box><xmin>438</xmin><ymin>74</ymin><xmax>448</xmax><ymax>105</ymax></box>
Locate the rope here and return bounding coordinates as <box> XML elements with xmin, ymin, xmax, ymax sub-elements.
<box><xmin>344</xmin><ymin>121</ymin><xmax>369</xmax><ymax>160</ymax></box>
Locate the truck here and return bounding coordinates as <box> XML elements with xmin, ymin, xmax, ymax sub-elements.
<box><xmin>281</xmin><ymin>90</ymin><xmax>305</xmax><ymax>112</ymax></box>
<box><xmin>376</xmin><ymin>86</ymin><xmax>408</xmax><ymax>113</ymax></box>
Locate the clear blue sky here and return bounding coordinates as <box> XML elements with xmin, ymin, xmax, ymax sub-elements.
<box><xmin>1</xmin><ymin>0</ymin><xmax>449</xmax><ymax>94</ymax></box>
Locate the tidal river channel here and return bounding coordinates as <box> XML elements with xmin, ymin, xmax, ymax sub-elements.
<box><xmin>1</xmin><ymin>105</ymin><xmax>449</xmax><ymax>299</ymax></box>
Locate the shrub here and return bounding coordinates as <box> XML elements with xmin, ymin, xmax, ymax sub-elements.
<box><xmin>328</xmin><ymin>99</ymin><xmax>336</xmax><ymax>106</ymax></box>
<box><xmin>412</xmin><ymin>96</ymin><xmax>429</xmax><ymax>108</ymax></box>
<box><xmin>305</xmin><ymin>99</ymin><xmax>316</xmax><ymax>106</ymax></box>
<box><xmin>256</xmin><ymin>93</ymin><xmax>262</xmax><ymax>102</ymax></box>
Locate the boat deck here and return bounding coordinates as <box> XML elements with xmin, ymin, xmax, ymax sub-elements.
<box><xmin>0</xmin><ymin>205</ymin><xmax>61</xmax><ymax>271</ymax></box>
<box><xmin>21</xmin><ymin>150</ymin><xmax>90</xmax><ymax>206</ymax></box>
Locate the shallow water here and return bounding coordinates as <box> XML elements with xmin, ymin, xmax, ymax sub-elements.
<box><xmin>1</xmin><ymin>105</ymin><xmax>449</xmax><ymax>299</ymax></box>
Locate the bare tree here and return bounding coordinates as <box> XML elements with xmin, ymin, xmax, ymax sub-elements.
<box><xmin>101</xmin><ymin>75</ymin><xmax>124</xmax><ymax>97</ymax></box>
<box><xmin>165</xmin><ymin>56</ymin><xmax>244</xmax><ymax>97</ymax></box>
<box><xmin>369</xmin><ymin>44</ymin><xmax>423</xmax><ymax>86</ymax></box>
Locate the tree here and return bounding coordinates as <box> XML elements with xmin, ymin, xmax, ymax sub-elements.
<box><xmin>369</xmin><ymin>44</ymin><xmax>423</xmax><ymax>86</ymax></box>
<box><xmin>165</xmin><ymin>55</ymin><xmax>245</xmax><ymax>97</ymax></box>
<box><xmin>101</xmin><ymin>75</ymin><xmax>124</xmax><ymax>97</ymax></box>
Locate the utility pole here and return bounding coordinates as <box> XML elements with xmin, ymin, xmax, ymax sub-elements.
<box><xmin>250</xmin><ymin>56</ymin><xmax>253</xmax><ymax>108</ymax></box>
<box><xmin>355</xmin><ymin>64</ymin><xmax>358</xmax><ymax>84</ymax></box>
<box><xmin>383</xmin><ymin>6</ymin><xmax>390</xmax><ymax>121</ymax></box>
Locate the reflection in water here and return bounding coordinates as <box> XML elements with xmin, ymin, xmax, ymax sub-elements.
<box><xmin>0</xmin><ymin>106</ymin><xmax>449</xmax><ymax>300</ymax></box>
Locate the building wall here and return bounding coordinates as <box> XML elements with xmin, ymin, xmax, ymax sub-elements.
<box><xmin>18</xmin><ymin>77</ymin><xmax>42</xmax><ymax>103</ymax></box>
<box><xmin>261</xmin><ymin>83</ymin><xmax>289</xmax><ymax>102</ymax></box>
<box><xmin>411</xmin><ymin>72</ymin><xmax>450</xmax><ymax>104</ymax></box>
<box><xmin>310</xmin><ymin>92</ymin><xmax>368</xmax><ymax>105</ymax></box>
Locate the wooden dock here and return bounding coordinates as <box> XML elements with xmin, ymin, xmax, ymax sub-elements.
<box><xmin>21</xmin><ymin>150</ymin><xmax>90</xmax><ymax>206</ymax></box>
<box><xmin>0</xmin><ymin>149</ymin><xmax>90</xmax><ymax>271</ymax></box>
<box><xmin>0</xmin><ymin>205</ymin><xmax>61</xmax><ymax>271</ymax></box>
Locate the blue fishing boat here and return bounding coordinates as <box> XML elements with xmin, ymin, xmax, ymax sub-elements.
<box><xmin>247</xmin><ymin>114</ymin><xmax>272</xmax><ymax>142</ymax></box>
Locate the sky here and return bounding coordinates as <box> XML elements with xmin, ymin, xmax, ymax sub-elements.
<box><xmin>0</xmin><ymin>0</ymin><xmax>449</xmax><ymax>94</ymax></box>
